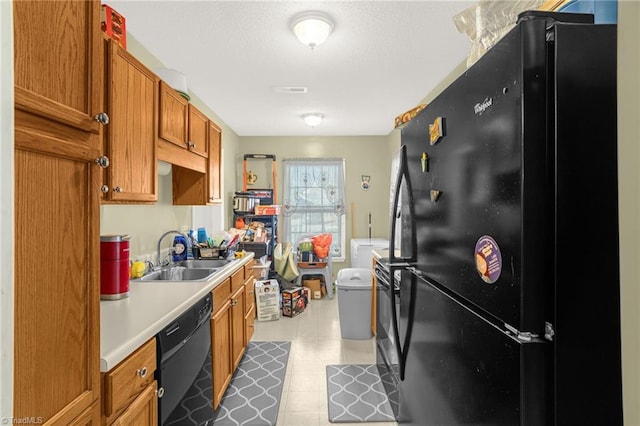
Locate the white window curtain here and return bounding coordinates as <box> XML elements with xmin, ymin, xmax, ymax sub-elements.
<box><xmin>282</xmin><ymin>158</ymin><xmax>346</xmax><ymax>260</ymax></box>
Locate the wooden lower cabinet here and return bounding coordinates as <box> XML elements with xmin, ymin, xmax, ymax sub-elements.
<box><xmin>68</xmin><ymin>401</ymin><xmax>101</xmax><ymax>425</ymax></box>
<box><xmin>243</xmin><ymin>273</ymin><xmax>256</xmax><ymax>346</ymax></box>
<box><xmin>210</xmin><ymin>263</ymin><xmax>255</xmax><ymax>410</ymax></box>
<box><xmin>230</xmin><ymin>285</ymin><xmax>246</xmax><ymax>370</ymax></box>
<box><xmin>102</xmin><ymin>338</ymin><xmax>157</xmax><ymax>425</ymax></box>
<box><xmin>244</xmin><ymin>305</ymin><xmax>256</xmax><ymax>345</ymax></box>
<box><xmin>211</xmin><ymin>297</ymin><xmax>232</xmax><ymax>410</ymax></box>
<box><xmin>110</xmin><ymin>381</ymin><xmax>158</xmax><ymax>426</ymax></box>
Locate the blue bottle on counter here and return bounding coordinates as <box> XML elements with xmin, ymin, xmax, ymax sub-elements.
<box><xmin>172</xmin><ymin>235</ymin><xmax>188</xmax><ymax>261</ymax></box>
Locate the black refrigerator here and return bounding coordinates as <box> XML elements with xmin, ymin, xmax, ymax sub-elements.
<box><xmin>383</xmin><ymin>11</ymin><xmax>623</xmax><ymax>425</ymax></box>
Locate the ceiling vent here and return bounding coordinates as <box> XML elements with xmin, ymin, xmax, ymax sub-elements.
<box><xmin>273</xmin><ymin>86</ymin><xmax>308</xmax><ymax>94</ymax></box>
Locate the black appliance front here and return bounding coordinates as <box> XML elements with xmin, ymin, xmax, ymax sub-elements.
<box><xmin>396</xmin><ymin>11</ymin><xmax>622</xmax><ymax>426</ymax></box>
<box><xmin>400</xmin><ymin>16</ymin><xmax>550</xmax><ymax>336</ymax></box>
<box><xmin>157</xmin><ymin>294</ymin><xmax>214</xmax><ymax>425</ymax></box>
<box><xmin>374</xmin><ymin>261</ymin><xmax>400</xmax><ymax>419</ymax></box>
<box><xmin>398</xmin><ymin>272</ymin><xmax>545</xmax><ymax>425</ymax></box>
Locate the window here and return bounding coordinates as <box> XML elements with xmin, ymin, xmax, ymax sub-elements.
<box><xmin>282</xmin><ymin>158</ymin><xmax>346</xmax><ymax>260</ymax></box>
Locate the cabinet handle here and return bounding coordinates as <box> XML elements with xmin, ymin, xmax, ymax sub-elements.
<box><xmin>137</xmin><ymin>366</ymin><xmax>147</xmax><ymax>378</ymax></box>
<box><xmin>231</xmin><ymin>300</ymin><xmax>238</xmax><ymax>307</ymax></box>
<box><xmin>156</xmin><ymin>387</ymin><xmax>165</xmax><ymax>398</ymax></box>
<box><xmin>94</xmin><ymin>112</ymin><xmax>110</xmax><ymax>125</ymax></box>
<box><xmin>100</xmin><ymin>185</ymin><xmax>109</xmax><ymax>193</ymax></box>
<box><xmin>95</xmin><ymin>156</ymin><xmax>110</xmax><ymax>168</ymax></box>
<box><xmin>187</xmin><ymin>141</ymin><xmax>197</xmax><ymax>149</ymax></box>
<box><xmin>113</xmin><ymin>186</ymin><xmax>123</xmax><ymax>193</ymax></box>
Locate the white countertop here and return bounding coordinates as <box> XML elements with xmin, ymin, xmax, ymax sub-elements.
<box><xmin>372</xmin><ymin>248</ymin><xmax>389</xmax><ymax>260</ymax></box>
<box><xmin>100</xmin><ymin>254</ymin><xmax>254</xmax><ymax>372</ymax></box>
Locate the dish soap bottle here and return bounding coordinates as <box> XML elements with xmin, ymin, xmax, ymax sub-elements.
<box><xmin>172</xmin><ymin>235</ymin><xmax>188</xmax><ymax>261</ymax></box>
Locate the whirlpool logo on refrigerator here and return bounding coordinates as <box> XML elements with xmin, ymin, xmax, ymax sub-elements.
<box><xmin>474</xmin><ymin>97</ymin><xmax>493</xmax><ymax>115</ymax></box>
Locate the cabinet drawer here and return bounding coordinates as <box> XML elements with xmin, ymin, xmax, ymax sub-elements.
<box><xmin>230</xmin><ymin>267</ymin><xmax>245</xmax><ymax>292</ymax></box>
<box><xmin>212</xmin><ymin>278</ymin><xmax>231</xmax><ymax>313</ymax></box>
<box><xmin>104</xmin><ymin>337</ymin><xmax>156</xmax><ymax>418</ymax></box>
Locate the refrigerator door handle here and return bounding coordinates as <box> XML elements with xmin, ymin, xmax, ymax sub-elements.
<box><xmin>389</xmin><ymin>145</ymin><xmax>417</xmax><ymax>265</ymax></box>
<box><xmin>388</xmin><ymin>145</ymin><xmax>418</xmax><ymax>381</ymax></box>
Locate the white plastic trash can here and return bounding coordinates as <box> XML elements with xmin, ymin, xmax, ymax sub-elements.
<box><xmin>336</xmin><ymin>268</ymin><xmax>373</xmax><ymax>340</ymax></box>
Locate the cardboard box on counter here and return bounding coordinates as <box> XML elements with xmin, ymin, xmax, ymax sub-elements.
<box><xmin>255</xmin><ymin>279</ymin><xmax>280</xmax><ymax>321</ymax></box>
<box><xmin>282</xmin><ymin>286</ymin><xmax>306</xmax><ymax>317</ymax></box>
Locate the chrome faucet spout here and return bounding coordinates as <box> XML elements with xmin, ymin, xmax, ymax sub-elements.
<box><xmin>157</xmin><ymin>230</ymin><xmax>184</xmax><ymax>267</ymax></box>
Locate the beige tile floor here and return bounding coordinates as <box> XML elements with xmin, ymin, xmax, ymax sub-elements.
<box><xmin>252</xmin><ymin>292</ymin><xmax>398</xmax><ymax>426</ymax></box>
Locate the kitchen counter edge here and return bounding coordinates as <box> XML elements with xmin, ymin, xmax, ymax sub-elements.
<box><xmin>100</xmin><ymin>253</ymin><xmax>255</xmax><ymax>372</ymax></box>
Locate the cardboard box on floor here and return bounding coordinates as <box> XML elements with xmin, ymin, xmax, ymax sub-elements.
<box><xmin>255</xmin><ymin>279</ymin><xmax>280</xmax><ymax>321</ymax></box>
<box><xmin>303</xmin><ymin>278</ymin><xmax>323</xmax><ymax>299</ymax></box>
<box><xmin>282</xmin><ymin>286</ymin><xmax>306</xmax><ymax>317</ymax></box>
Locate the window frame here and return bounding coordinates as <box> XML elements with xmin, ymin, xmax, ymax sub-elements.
<box><xmin>282</xmin><ymin>158</ymin><xmax>346</xmax><ymax>262</ymax></box>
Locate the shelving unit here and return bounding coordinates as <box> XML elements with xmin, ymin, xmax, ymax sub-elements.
<box><xmin>234</xmin><ymin>213</ymin><xmax>278</xmax><ymax>269</ymax></box>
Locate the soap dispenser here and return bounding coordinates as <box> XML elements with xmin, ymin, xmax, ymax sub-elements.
<box><xmin>172</xmin><ymin>234</ymin><xmax>188</xmax><ymax>262</ymax></box>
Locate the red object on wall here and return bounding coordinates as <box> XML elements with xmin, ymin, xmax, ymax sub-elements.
<box><xmin>100</xmin><ymin>234</ymin><xmax>130</xmax><ymax>300</ymax></box>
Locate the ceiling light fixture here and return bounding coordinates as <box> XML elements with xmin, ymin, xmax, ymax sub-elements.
<box><xmin>291</xmin><ymin>12</ymin><xmax>334</xmax><ymax>49</ymax></box>
<box><xmin>302</xmin><ymin>113</ymin><xmax>324</xmax><ymax>127</ymax></box>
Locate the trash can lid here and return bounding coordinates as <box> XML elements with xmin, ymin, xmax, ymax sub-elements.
<box><xmin>336</xmin><ymin>268</ymin><xmax>372</xmax><ymax>289</ymax></box>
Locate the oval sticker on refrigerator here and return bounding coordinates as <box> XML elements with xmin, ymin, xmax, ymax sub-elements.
<box><xmin>474</xmin><ymin>235</ymin><xmax>502</xmax><ymax>284</ymax></box>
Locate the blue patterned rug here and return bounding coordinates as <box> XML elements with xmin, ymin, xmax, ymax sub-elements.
<box><xmin>213</xmin><ymin>341</ymin><xmax>291</xmax><ymax>426</ymax></box>
<box><xmin>326</xmin><ymin>364</ymin><xmax>396</xmax><ymax>423</ymax></box>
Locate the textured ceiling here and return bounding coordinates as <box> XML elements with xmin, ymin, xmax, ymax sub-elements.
<box><xmin>107</xmin><ymin>1</ymin><xmax>475</xmax><ymax>136</ymax></box>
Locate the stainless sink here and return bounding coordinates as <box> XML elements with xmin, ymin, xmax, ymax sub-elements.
<box><xmin>176</xmin><ymin>259</ymin><xmax>234</xmax><ymax>269</ymax></box>
<box><xmin>135</xmin><ymin>266</ymin><xmax>218</xmax><ymax>282</ymax></box>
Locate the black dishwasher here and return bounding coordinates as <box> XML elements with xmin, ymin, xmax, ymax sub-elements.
<box><xmin>156</xmin><ymin>293</ymin><xmax>213</xmax><ymax>425</ymax></box>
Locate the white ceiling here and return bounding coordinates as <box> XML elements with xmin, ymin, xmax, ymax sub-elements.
<box><xmin>107</xmin><ymin>1</ymin><xmax>475</xmax><ymax>136</ymax></box>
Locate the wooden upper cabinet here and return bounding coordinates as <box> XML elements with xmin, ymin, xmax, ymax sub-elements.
<box><xmin>188</xmin><ymin>105</ymin><xmax>209</xmax><ymax>158</ymax></box>
<box><xmin>103</xmin><ymin>39</ymin><xmax>158</xmax><ymax>203</ymax></box>
<box><xmin>208</xmin><ymin>120</ymin><xmax>222</xmax><ymax>204</ymax></box>
<box><xmin>13</xmin><ymin>0</ymin><xmax>104</xmax><ymax>138</ymax></box>
<box><xmin>158</xmin><ymin>81</ymin><xmax>188</xmax><ymax>148</ymax></box>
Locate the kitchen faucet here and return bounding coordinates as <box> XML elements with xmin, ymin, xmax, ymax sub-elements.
<box><xmin>156</xmin><ymin>230</ymin><xmax>184</xmax><ymax>267</ymax></box>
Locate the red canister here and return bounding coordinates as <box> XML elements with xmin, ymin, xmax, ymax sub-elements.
<box><xmin>100</xmin><ymin>234</ymin><xmax>131</xmax><ymax>300</ymax></box>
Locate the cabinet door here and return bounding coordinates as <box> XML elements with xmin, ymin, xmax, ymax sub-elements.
<box><xmin>14</xmin><ymin>148</ymin><xmax>100</xmax><ymax>424</ymax></box>
<box><xmin>208</xmin><ymin>120</ymin><xmax>222</xmax><ymax>204</ymax></box>
<box><xmin>187</xmin><ymin>104</ymin><xmax>209</xmax><ymax>158</ymax></box>
<box><xmin>104</xmin><ymin>40</ymin><xmax>158</xmax><ymax>202</ymax></box>
<box><xmin>243</xmin><ymin>275</ymin><xmax>256</xmax><ymax>316</ymax></box>
<box><xmin>211</xmin><ymin>300</ymin><xmax>232</xmax><ymax>410</ymax></box>
<box><xmin>230</xmin><ymin>285</ymin><xmax>246</xmax><ymax>370</ymax></box>
<box><xmin>68</xmin><ymin>401</ymin><xmax>101</xmax><ymax>426</ymax></box>
<box><xmin>111</xmin><ymin>381</ymin><xmax>158</xmax><ymax>426</ymax></box>
<box><xmin>14</xmin><ymin>0</ymin><xmax>104</xmax><ymax>137</ymax></box>
<box><xmin>244</xmin><ymin>305</ymin><xmax>255</xmax><ymax>346</ymax></box>
<box><xmin>158</xmin><ymin>81</ymin><xmax>188</xmax><ymax>148</ymax></box>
